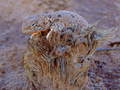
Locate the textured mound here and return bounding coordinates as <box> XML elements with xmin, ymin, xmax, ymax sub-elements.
<box><xmin>23</xmin><ymin>10</ymin><xmax>105</xmax><ymax>90</ymax></box>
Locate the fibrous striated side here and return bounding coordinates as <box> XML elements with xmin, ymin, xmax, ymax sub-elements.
<box><xmin>23</xmin><ymin>11</ymin><xmax>104</xmax><ymax>90</ymax></box>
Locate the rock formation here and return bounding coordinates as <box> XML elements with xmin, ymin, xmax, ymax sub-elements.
<box><xmin>22</xmin><ymin>11</ymin><xmax>105</xmax><ymax>90</ymax></box>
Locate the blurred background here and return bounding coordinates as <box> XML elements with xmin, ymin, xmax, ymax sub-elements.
<box><xmin>0</xmin><ymin>0</ymin><xmax>120</xmax><ymax>89</ymax></box>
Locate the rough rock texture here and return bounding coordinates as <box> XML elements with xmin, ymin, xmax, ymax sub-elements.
<box><xmin>0</xmin><ymin>0</ymin><xmax>120</xmax><ymax>90</ymax></box>
<box><xmin>22</xmin><ymin>11</ymin><xmax>94</xmax><ymax>90</ymax></box>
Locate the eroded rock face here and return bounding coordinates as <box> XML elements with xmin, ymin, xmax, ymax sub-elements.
<box><xmin>23</xmin><ymin>11</ymin><xmax>104</xmax><ymax>90</ymax></box>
